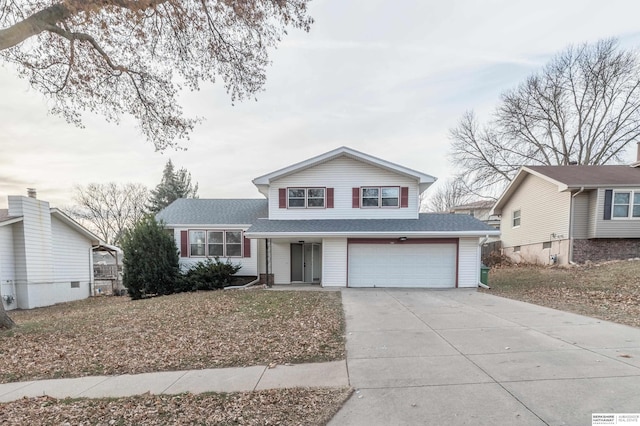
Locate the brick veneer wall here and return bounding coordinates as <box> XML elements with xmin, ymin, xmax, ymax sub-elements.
<box><xmin>573</xmin><ymin>239</ymin><xmax>640</xmax><ymax>263</ymax></box>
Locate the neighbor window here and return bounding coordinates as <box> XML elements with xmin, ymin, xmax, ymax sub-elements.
<box><xmin>512</xmin><ymin>210</ymin><xmax>521</xmax><ymax>227</ymax></box>
<box><xmin>612</xmin><ymin>191</ymin><xmax>640</xmax><ymax>219</ymax></box>
<box><xmin>190</xmin><ymin>230</ymin><xmax>243</xmax><ymax>257</ymax></box>
<box><xmin>288</xmin><ymin>188</ymin><xmax>325</xmax><ymax>208</ymax></box>
<box><xmin>361</xmin><ymin>186</ymin><xmax>399</xmax><ymax>208</ymax></box>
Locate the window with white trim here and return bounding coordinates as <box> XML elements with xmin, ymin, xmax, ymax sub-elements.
<box><xmin>512</xmin><ymin>209</ymin><xmax>521</xmax><ymax>227</ymax></box>
<box><xmin>190</xmin><ymin>230</ymin><xmax>243</xmax><ymax>257</ymax></box>
<box><xmin>612</xmin><ymin>191</ymin><xmax>640</xmax><ymax>219</ymax></box>
<box><xmin>288</xmin><ymin>188</ymin><xmax>325</xmax><ymax>208</ymax></box>
<box><xmin>361</xmin><ymin>186</ymin><xmax>399</xmax><ymax>208</ymax></box>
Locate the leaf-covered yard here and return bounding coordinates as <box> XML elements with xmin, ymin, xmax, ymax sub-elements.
<box><xmin>482</xmin><ymin>260</ymin><xmax>640</xmax><ymax>328</ymax></box>
<box><xmin>0</xmin><ymin>388</ymin><xmax>353</xmax><ymax>426</ymax></box>
<box><xmin>0</xmin><ymin>290</ymin><xmax>345</xmax><ymax>384</ymax></box>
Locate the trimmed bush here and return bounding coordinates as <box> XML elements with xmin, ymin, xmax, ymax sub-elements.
<box><xmin>121</xmin><ymin>216</ymin><xmax>179</xmax><ymax>299</ymax></box>
<box><xmin>182</xmin><ymin>258</ymin><xmax>242</xmax><ymax>291</ymax></box>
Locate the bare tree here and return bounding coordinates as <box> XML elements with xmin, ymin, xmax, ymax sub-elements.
<box><xmin>68</xmin><ymin>183</ymin><xmax>148</xmax><ymax>244</ymax></box>
<box><xmin>422</xmin><ymin>178</ymin><xmax>473</xmax><ymax>213</ymax></box>
<box><xmin>0</xmin><ymin>1</ymin><xmax>313</xmax><ymax>150</ymax></box>
<box><xmin>451</xmin><ymin>39</ymin><xmax>640</xmax><ymax>196</ymax></box>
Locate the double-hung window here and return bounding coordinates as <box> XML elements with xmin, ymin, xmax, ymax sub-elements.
<box><xmin>361</xmin><ymin>186</ymin><xmax>399</xmax><ymax>208</ymax></box>
<box><xmin>288</xmin><ymin>188</ymin><xmax>325</xmax><ymax>208</ymax></box>
<box><xmin>190</xmin><ymin>230</ymin><xmax>242</xmax><ymax>257</ymax></box>
<box><xmin>612</xmin><ymin>191</ymin><xmax>640</xmax><ymax>219</ymax></box>
<box><xmin>512</xmin><ymin>209</ymin><xmax>521</xmax><ymax>227</ymax></box>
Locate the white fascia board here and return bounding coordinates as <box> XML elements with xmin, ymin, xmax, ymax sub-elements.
<box><xmin>164</xmin><ymin>224</ymin><xmax>255</xmax><ymax>229</ymax></box>
<box><xmin>244</xmin><ymin>230</ymin><xmax>501</xmax><ymax>239</ymax></box>
<box><xmin>252</xmin><ymin>146</ymin><xmax>436</xmax><ymax>186</ymax></box>
<box><xmin>0</xmin><ymin>216</ymin><xmax>24</xmax><ymax>227</ymax></box>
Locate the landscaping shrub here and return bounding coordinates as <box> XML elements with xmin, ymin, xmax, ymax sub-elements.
<box><xmin>121</xmin><ymin>216</ymin><xmax>180</xmax><ymax>299</ymax></box>
<box><xmin>182</xmin><ymin>258</ymin><xmax>242</xmax><ymax>291</ymax></box>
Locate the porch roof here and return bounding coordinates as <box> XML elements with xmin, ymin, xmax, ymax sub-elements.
<box><xmin>245</xmin><ymin>213</ymin><xmax>500</xmax><ymax>238</ymax></box>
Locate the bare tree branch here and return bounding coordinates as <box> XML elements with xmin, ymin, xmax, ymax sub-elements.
<box><xmin>450</xmin><ymin>39</ymin><xmax>640</xmax><ymax>197</ymax></box>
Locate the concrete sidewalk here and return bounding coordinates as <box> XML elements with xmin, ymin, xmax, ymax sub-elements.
<box><xmin>0</xmin><ymin>360</ymin><xmax>348</xmax><ymax>402</ymax></box>
<box><xmin>330</xmin><ymin>289</ymin><xmax>640</xmax><ymax>426</ymax></box>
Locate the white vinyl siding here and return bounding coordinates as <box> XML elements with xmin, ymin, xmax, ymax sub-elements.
<box><xmin>0</xmin><ymin>225</ymin><xmax>16</xmax><ymax>310</ymax></box>
<box><xmin>500</xmin><ymin>174</ymin><xmax>571</xmax><ymax>250</ymax></box>
<box><xmin>173</xmin><ymin>228</ymin><xmax>258</xmax><ymax>275</ymax></box>
<box><xmin>321</xmin><ymin>238</ymin><xmax>347</xmax><ymax>287</ymax></box>
<box><xmin>347</xmin><ymin>242</ymin><xmax>457</xmax><ymax>288</ymax></box>
<box><xmin>591</xmin><ymin>188</ymin><xmax>640</xmax><ymax>238</ymax></box>
<box><xmin>270</xmin><ymin>240</ymin><xmax>291</xmax><ymax>284</ymax></box>
<box><xmin>268</xmin><ymin>156</ymin><xmax>419</xmax><ymax>220</ymax></box>
<box><xmin>457</xmin><ymin>238</ymin><xmax>480</xmax><ymax>288</ymax></box>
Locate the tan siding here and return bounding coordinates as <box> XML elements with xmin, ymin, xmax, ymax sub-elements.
<box><xmin>322</xmin><ymin>238</ymin><xmax>347</xmax><ymax>287</ymax></box>
<box><xmin>457</xmin><ymin>238</ymin><xmax>479</xmax><ymax>288</ymax></box>
<box><xmin>572</xmin><ymin>192</ymin><xmax>590</xmax><ymax>240</ymax></box>
<box><xmin>500</xmin><ymin>174</ymin><xmax>571</xmax><ymax>248</ymax></box>
<box><xmin>588</xmin><ymin>190</ymin><xmax>598</xmax><ymax>238</ymax></box>
<box><xmin>268</xmin><ymin>156</ymin><xmax>420</xmax><ymax>220</ymax></box>
<box><xmin>592</xmin><ymin>188</ymin><xmax>640</xmax><ymax>238</ymax></box>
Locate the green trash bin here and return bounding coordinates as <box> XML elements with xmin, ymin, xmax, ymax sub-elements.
<box><xmin>480</xmin><ymin>264</ymin><xmax>490</xmax><ymax>286</ymax></box>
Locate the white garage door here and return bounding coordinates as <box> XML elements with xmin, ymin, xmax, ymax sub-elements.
<box><xmin>348</xmin><ymin>243</ymin><xmax>457</xmax><ymax>288</ymax></box>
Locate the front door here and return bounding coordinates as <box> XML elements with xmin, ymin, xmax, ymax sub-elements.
<box><xmin>290</xmin><ymin>243</ymin><xmax>322</xmax><ymax>283</ymax></box>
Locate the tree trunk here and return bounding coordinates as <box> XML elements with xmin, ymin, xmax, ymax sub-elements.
<box><xmin>0</xmin><ymin>302</ymin><xmax>16</xmax><ymax>329</ymax></box>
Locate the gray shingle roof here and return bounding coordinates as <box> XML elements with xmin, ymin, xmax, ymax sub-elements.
<box><xmin>156</xmin><ymin>199</ymin><xmax>268</xmax><ymax>226</ymax></box>
<box><xmin>526</xmin><ymin>165</ymin><xmax>640</xmax><ymax>187</ymax></box>
<box><xmin>246</xmin><ymin>213</ymin><xmax>498</xmax><ymax>234</ymax></box>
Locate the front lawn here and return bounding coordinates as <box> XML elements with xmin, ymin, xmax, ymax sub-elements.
<box><xmin>482</xmin><ymin>260</ymin><xmax>640</xmax><ymax>328</ymax></box>
<box><xmin>0</xmin><ymin>290</ymin><xmax>345</xmax><ymax>383</ymax></box>
<box><xmin>0</xmin><ymin>388</ymin><xmax>353</xmax><ymax>426</ymax></box>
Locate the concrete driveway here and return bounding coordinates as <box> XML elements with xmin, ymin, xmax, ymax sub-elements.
<box><xmin>330</xmin><ymin>289</ymin><xmax>640</xmax><ymax>426</ymax></box>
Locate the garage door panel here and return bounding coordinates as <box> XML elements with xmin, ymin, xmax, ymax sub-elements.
<box><xmin>348</xmin><ymin>243</ymin><xmax>456</xmax><ymax>288</ymax></box>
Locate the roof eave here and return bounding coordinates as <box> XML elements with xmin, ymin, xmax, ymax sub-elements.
<box><xmin>0</xmin><ymin>216</ymin><xmax>24</xmax><ymax>227</ymax></box>
<box><xmin>245</xmin><ymin>230</ymin><xmax>501</xmax><ymax>239</ymax></box>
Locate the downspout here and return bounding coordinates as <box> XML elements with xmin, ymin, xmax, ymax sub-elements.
<box><xmin>568</xmin><ymin>187</ymin><xmax>585</xmax><ymax>264</ymax></box>
<box><xmin>89</xmin><ymin>246</ymin><xmax>95</xmax><ymax>297</ymax></box>
<box><xmin>478</xmin><ymin>235</ymin><xmax>490</xmax><ymax>289</ymax></box>
<box><xmin>266</xmin><ymin>238</ymin><xmax>271</xmax><ymax>288</ymax></box>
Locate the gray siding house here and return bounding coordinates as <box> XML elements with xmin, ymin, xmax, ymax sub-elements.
<box><xmin>493</xmin><ymin>163</ymin><xmax>640</xmax><ymax>265</ymax></box>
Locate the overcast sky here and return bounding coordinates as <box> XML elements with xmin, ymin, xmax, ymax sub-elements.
<box><xmin>2</xmin><ymin>0</ymin><xmax>640</xmax><ymax>209</ymax></box>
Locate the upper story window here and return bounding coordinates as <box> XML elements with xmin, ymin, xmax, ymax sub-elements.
<box><xmin>189</xmin><ymin>230</ymin><xmax>243</xmax><ymax>257</ymax></box>
<box><xmin>288</xmin><ymin>188</ymin><xmax>325</xmax><ymax>208</ymax></box>
<box><xmin>512</xmin><ymin>209</ymin><xmax>521</xmax><ymax>227</ymax></box>
<box><xmin>612</xmin><ymin>191</ymin><xmax>640</xmax><ymax>219</ymax></box>
<box><xmin>361</xmin><ymin>186</ymin><xmax>399</xmax><ymax>208</ymax></box>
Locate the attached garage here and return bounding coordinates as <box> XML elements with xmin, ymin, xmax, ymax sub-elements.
<box><xmin>347</xmin><ymin>239</ymin><xmax>458</xmax><ymax>288</ymax></box>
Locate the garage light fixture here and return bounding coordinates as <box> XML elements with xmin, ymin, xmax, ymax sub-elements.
<box><xmin>398</xmin><ymin>237</ymin><xmax>407</xmax><ymax>241</ymax></box>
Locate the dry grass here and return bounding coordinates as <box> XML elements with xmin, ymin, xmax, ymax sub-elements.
<box><xmin>482</xmin><ymin>259</ymin><xmax>640</xmax><ymax>328</ymax></box>
<box><xmin>0</xmin><ymin>387</ymin><xmax>353</xmax><ymax>426</ymax></box>
<box><xmin>0</xmin><ymin>289</ymin><xmax>345</xmax><ymax>384</ymax></box>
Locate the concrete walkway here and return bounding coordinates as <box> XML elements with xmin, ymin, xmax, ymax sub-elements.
<box><xmin>0</xmin><ymin>360</ymin><xmax>348</xmax><ymax>402</ymax></box>
<box><xmin>330</xmin><ymin>289</ymin><xmax>640</xmax><ymax>426</ymax></box>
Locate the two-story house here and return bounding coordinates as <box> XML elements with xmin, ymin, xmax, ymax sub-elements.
<box><xmin>157</xmin><ymin>147</ymin><xmax>499</xmax><ymax>288</ymax></box>
<box><xmin>492</xmin><ymin>160</ymin><xmax>640</xmax><ymax>265</ymax></box>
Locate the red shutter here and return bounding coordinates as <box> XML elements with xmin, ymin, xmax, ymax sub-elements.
<box><xmin>279</xmin><ymin>188</ymin><xmax>287</xmax><ymax>208</ymax></box>
<box><xmin>243</xmin><ymin>236</ymin><xmax>251</xmax><ymax>258</ymax></box>
<box><xmin>180</xmin><ymin>230</ymin><xmax>188</xmax><ymax>257</ymax></box>
<box><xmin>400</xmin><ymin>187</ymin><xmax>409</xmax><ymax>208</ymax></box>
<box><xmin>327</xmin><ymin>188</ymin><xmax>334</xmax><ymax>208</ymax></box>
<box><xmin>352</xmin><ymin>188</ymin><xmax>360</xmax><ymax>208</ymax></box>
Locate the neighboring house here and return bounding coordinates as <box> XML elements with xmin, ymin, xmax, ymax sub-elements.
<box><xmin>492</xmin><ymin>162</ymin><xmax>640</xmax><ymax>265</ymax></box>
<box><xmin>450</xmin><ymin>200</ymin><xmax>500</xmax><ymax>229</ymax></box>
<box><xmin>0</xmin><ymin>192</ymin><xmax>101</xmax><ymax>310</ymax></box>
<box><xmin>158</xmin><ymin>147</ymin><xmax>499</xmax><ymax>288</ymax></box>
